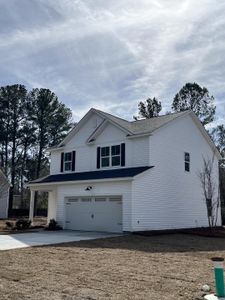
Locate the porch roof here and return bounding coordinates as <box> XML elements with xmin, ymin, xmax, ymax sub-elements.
<box><xmin>29</xmin><ymin>166</ymin><xmax>152</xmax><ymax>184</ymax></box>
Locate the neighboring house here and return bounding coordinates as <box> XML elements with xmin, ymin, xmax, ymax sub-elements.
<box><xmin>28</xmin><ymin>108</ymin><xmax>222</xmax><ymax>232</ymax></box>
<box><xmin>0</xmin><ymin>168</ymin><xmax>10</xmax><ymax>219</ymax></box>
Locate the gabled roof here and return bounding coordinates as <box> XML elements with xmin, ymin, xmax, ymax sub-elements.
<box><xmin>52</xmin><ymin>108</ymin><xmax>188</xmax><ymax>149</ymax></box>
<box><xmin>94</xmin><ymin>109</ymin><xmax>133</xmax><ymax>133</ymax></box>
<box><xmin>93</xmin><ymin>109</ymin><xmax>189</xmax><ymax>136</ymax></box>
<box><xmin>55</xmin><ymin>108</ymin><xmax>133</xmax><ymax>149</ymax></box>
<box><xmin>49</xmin><ymin>108</ymin><xmax>221</xmax><ymax>159</ymax></box>
<box><xmin>129</xmin><ymin>111</ymin><xmax>189</xmax><ymax>136</ymax></box>
<box><xmin>29</xmin><ymin>166</ymin><xmax>153</xmax><ymax>185</ymax></box>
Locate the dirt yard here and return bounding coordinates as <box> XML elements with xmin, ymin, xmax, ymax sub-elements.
<box><xmin>0</xmin><ymin>233</ymin><xmax>223</xmax><ymax>300</ymax></box>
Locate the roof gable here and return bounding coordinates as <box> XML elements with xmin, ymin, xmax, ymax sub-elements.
<box><xmin>188</xmin><ymin>111</ymin><xmax>221</xmax><ymax>160</ymax></box>
<box><xmin>58</xmin><ymin>108</ymin><xmax>98</xmax><ymax>147</ymax></box>
<box><xmin>53</xmin><ymin>108</ymin><xmax>133</xmax><ymax>150</ymax></box>
<box><xmin>86</xmin><ymin>118</ymin><xmax>130</xmax><ymax>144</ymax></box>
<box><xmin>50</xmin><ymin>108</ymin><xmax>221</xmax><ymax>160</ymax></box>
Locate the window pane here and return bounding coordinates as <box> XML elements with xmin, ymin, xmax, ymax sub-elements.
<box><xmin>95</xmin><ymin>197</ymin><xmax>106</xmax><ymax>202</ymax></box>
<box><xmin>101</xmin><ymin>147</ymin><xmax>109</xmax><ymax>157</ymax></box>
<box><xmin>65</xmin><ymin>152</ymin><xmax>72</xmax><ymax>161</ymax></box>
<box><xmin>185</xmin><ymin>162</ymin><xmax>190</xmax><ymax>172</ymax></box>
<box><xmin>184</xmin><ymin>152</ymin><xmax>190</xmax><ymax>162</ymax></box>
<box><xmin>112</xmin><ymin>156</ymin><xmax>120</xmax><ymax>166</ymax></box>
<box><xmin>101</xmin><ymin>157</ymin><xmax>110</xmax><ymax>167</ymax></box>
<box><xmin>81</xmin><ymin>198</ymin><xmax>92</xmax><ymax>202</ymax></box>
<box><xmin>111</xmin><ymin>145</ymin><xmax>120</xmax><ymax>156</ymax></box>
<box><xmin>65</xmin><ymin>162</ymin><xmax>72</xmax><ymax>171</ymax></box>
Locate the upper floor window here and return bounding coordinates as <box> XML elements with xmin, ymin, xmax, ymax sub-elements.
<box><xmin>184</xmin><ymin>152</ymin><xmax>190</xmax><ymax>172</ymax></box>
<box><xmin>101</xmin><ymin>145</ymin><xmax>121</xmax><ymax>168</ymax></box>
<box><xmin>61</xmin><ymin>151</ymin><xmax>76</xmax><ymax>172</ymax></box>
<box><xmin>97</xmin><ymin>143</ymin><xmax>125</xmax><ymax>169</ymax></box>
<box><xmin>64</xmin><ymin>152</ymin><xmax>72</xmax><ymax>171</ymax></box>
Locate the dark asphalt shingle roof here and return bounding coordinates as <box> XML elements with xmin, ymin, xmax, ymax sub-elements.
<box><xmin>30</xmin><ymin>166</ymin><xmax>153</xmax><ymax>184</ymax></box>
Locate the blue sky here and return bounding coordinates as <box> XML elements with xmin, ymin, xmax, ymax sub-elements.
<box><xmin>0</xmin><ymin>0</ymin><xmax>225</xmax><ymax>125</ymax></box>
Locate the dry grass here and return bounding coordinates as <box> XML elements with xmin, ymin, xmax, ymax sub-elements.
<box><xmin>0</xmin><ymin>233</ymin><xmax>223</xmax><ymax>300</ymax></box>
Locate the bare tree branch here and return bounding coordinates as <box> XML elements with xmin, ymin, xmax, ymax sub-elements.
<box><xmin>198</xmin><ymin>155</ymin><xmax>220</xmax><ymax>228</ymax></box>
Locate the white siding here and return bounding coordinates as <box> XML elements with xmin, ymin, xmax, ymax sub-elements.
<box><xmin>50</xmin><ymin>152</ymin><xmax>61</xmax><ymax>174</ymax></box>
<box><xmin>126</xmin><ymin>137</ymin><xmax>149</xmax><ymax>167</ymax></box>
<box><xmin>48</xmin><ymin>189</ymin><xmax>57</xmax><ymax>223</ymax></box>
<box><xmin>0</xmin><ymin>184</ymin><xmax>9</xmax><ymax>219</ymax></box>
<box><xmin>0</xmin><ymin>187</ymin><xmax>8</xmax><ymax>219</ymax></box>
<box><xmin>50</xmin><ymin>113</ymin><xmax>150</xmax><ymax>174</ymax></box>
<box><xmin>56</xmin><ymin>180</ymin><xmax>132</xmax><ymax>231</ymax></box>
<box><xmin>131</xmin><ymin>114</ymin><xmax>221</xmax><ymax>231</ymax></box>
<box><xmin>0</xmin><ymin>173</ymin><xmax>9</xmax><ymax>219</ymax></box>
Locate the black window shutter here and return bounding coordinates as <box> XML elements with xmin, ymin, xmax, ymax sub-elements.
<box><xmin>72</xmin><ymin>151</ymin><xmax>76</xmax><ymax>171</ymax></box>
<box><xmin>97</xmin><ymin>147</ymin><xmax>101</xmax><ymax>169</ymax></box>
<box><xmin>60</xmin><ymin>152</ymin><xmax>64</xmax><ymax>172</ymax></box>
<box><xmin>121</xmin><ymin>143</ymin><xmax>125</xmax><ymax>166</ymax></box>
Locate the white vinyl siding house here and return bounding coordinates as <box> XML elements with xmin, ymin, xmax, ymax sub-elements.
<box><xmin>28</xmin><ymin>108</ymin><xmax>222</xmax><ymax>232</ymax></box>
<box><xmin>0</xmin><ymin>169</ymin><xmax>10</xmax><ymax>219</ymax></box>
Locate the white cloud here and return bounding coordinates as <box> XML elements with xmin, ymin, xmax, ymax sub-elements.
<box><xmin>0</xmin><ymin>0</ymin><xmax>224</xmax><ymax>123</ymax></box>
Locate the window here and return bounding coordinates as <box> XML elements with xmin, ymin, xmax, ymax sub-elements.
<box><xmin>100</xmin><ymin>145</ymin><xmax>121</xmax><ymax>168</ymax></box>
<box><xmin>64</xmin><ymin>152</ymin><xmax>72</xmax><ymax>171</ymax></box>
<box><xmin>95</xmin><ymin>197</ymin><xmax>106</xmax><ymax>202</ymax></box>
<box><xmin>101</xmin><ymin>146</ymin><xmax>110</xmax><ymax>167</ymax></box>
<box><xmin>109</xmin><ymin>197</ymin><xmax>122</xmax><ymax>202</ymax></box>
<box><xmin>81</xmin><ymin>197</ymin><xmax>92</xmax><ymax>202</ymax></box>
<box><xmin>67</xmin><ymin>198</ymin><xmax>78</xmax><ymax>203</ymax></box>
<box><xmin>184</xmin><ymin>152</ymin><xmax>190</xmax><ymax>172</ymax></box>
<box><xmin>111</xmin><ymin>145</ymin><xmax>121</xmax><ymax>166</ymax></box>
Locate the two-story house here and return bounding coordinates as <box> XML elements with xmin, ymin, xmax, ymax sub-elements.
<box><xmin>0</xmin><ymin>168</ymin><xmax>10</xmax><ymax>219</ymax></box>
<box><xmin>28</xmin><ymin>108</ymin><xmax>222</xmax><ymax>232</ymax></box>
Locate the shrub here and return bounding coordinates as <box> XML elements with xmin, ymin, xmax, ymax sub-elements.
<box><xmin>15</xmin><ymin>219</ymin><xmax>31</xmax><ymax>230</ymax></box>
<box><xmin>5</xmin><ymin>221</ymin><xmax>14</xmax><ymax>229</ymax></box>
<box><xmin>46</xmin><ymin>219</ymin><xmax>62</xmax><ymax>231</ymax></box>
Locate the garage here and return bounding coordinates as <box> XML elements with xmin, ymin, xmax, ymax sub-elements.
<box><xmin>65</xmin><ymin>196</ymin><xmax>123</xmax><ymax>233</ymax></box>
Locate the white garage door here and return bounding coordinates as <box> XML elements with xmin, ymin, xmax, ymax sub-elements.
<box><xmin>65</xmin><ymin>196</ymin><xmax>122</xmax><ymax>233</ymax></box>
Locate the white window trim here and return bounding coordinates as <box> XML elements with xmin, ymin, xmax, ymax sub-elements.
<box><xmin>64</xmin><ymin>151</ymin><xmax>72</xmax><ymax>172</ymax></box>
<box><xmin>100</xmin><ymin>144</ymin><xmax>121</xmax><ymax>168</ymax></box>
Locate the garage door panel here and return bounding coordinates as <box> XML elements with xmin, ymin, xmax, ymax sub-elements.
<box><xmin>65</xmin><ymin>196</ymin><xmax>122</xmax><ymax>233</ymax></box>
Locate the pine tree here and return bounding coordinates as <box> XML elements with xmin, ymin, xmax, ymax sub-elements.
<box><xmin>0</xmin><ymin>84</ymin><xmax>28</xmax><ymax>210</ymax></box>
<box><xmin>28</xmin><ymin>88</ymin><xmax>72</xmax><ymax>179</ymax></box>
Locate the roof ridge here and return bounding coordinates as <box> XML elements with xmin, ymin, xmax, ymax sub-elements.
<box><xmin>131</xmin><ymin>110</ymin><xmax>189</xmax><ymax>123</ymax></box>
<box><xmin>94</xmin><ymin>109</ymin><xmax>130</xmax><ymax>123</ymax></box>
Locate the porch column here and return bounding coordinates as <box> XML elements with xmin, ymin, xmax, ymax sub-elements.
<box><xmin>29</xmin><ymin>190</ymin><xmax>35</xmax><ymax>223</ymax></box>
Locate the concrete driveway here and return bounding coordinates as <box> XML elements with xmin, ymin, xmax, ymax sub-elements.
<box><xmin>0</xmin><ymin>230</ymin><xmax>120</xmax><ymax>251</ymax></box>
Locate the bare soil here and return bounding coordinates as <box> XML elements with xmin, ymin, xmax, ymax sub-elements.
<box><xmin>0</xmin><ymin>233</ymin><xmax>224</xmax><ymax>300</ymax></box>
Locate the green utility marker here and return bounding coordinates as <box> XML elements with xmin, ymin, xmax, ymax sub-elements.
<box><xmin>204</xmin><ymin>257</ymin><xmax>225</xmax><ymax>300</ymax></box>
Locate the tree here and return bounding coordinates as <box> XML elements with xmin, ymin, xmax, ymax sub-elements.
<box><xmin>210</xmin><ymin>125</ymin><xmax>225</xmax><ymax>157</ymax></box>
<box><xmin>172</xmin><ymin>82</ymin><xmax>216</xmax><ymax>125</ymax></box>
<box><xmin>0</xmin><ymin>84</ymin><xmax>73</xmax><ymax>215</ymax></box>
<box><xmin>0</xmin><ymin>84</ymin><xmax>29</xmax><ymax>210</ymax></box>
<box><xmin>210</xmin><ymin>125</ymin><xmax>225</xmax><ymax>224</ymax></box>
<box><xmin>28</xmin><ymin>88</ymin><xmax>72</xmax><ymax>179</ymax></box>
<box><xmin>28</xmin><ymin>88</ymin><xmax>72</xmax><ymax>213</ymax></box>
<box><xmin>198</xmin><ymin>156</ymin><xmax>220</xmax><ymax>228</ymax></box>
<box><xmin>134</xmin><ymin>97</ymin><xmax>162</xmax><ymax>120</ymax></box>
